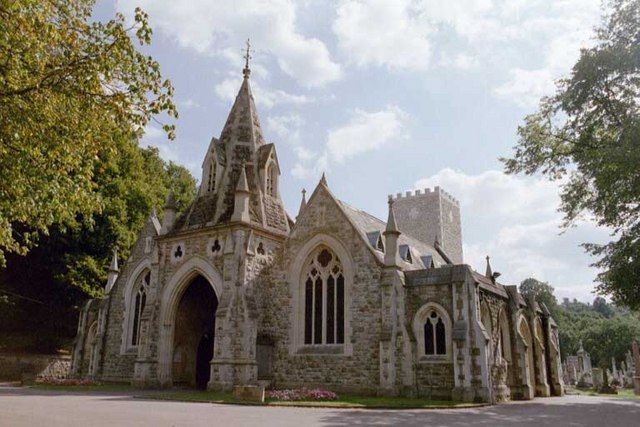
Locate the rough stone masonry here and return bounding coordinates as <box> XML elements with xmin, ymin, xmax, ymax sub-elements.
<box><xmin>71</xmin><ymin>60</ymin><xmax>564</xmax><ymax>404</ymax></box>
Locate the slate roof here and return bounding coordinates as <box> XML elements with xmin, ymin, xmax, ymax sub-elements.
<box><xmin>337</xmin><ymin>200</ymin><xmax>446</xmax><ymax>270</ymax></box>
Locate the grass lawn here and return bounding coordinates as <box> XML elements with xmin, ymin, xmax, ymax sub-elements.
<box><xmin>570</xmin><ymin>387</ymin><xmax>640</xmax><ymax>400</ymax></box>
<box><xmin>146</xmin><ymin>389</ymin><xmax>485</xmax><ymax>409</ymax></box>
<box><xmin>29</xmin><ymin>383</ymin><xmax>485</xmax><ymax>409</ymax></box>
<box><xmin>31</xmin><ymin>383</ymin><xmax>135</xmax><ymax>393</ymax></box>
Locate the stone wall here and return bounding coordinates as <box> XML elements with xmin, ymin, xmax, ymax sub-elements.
<box><xmin>405</xmin><ymin>269</ymin><xmax>456</xmax><ymax>398</ymax></box>
<box><xmin>392</xmin><ymin>188</ymin><xmax>463</xmax><ymax>263</ymax></box>
<box><xmin>0</xmin><ymin>353</ymin><xmax>70</xmax><ymax>381</ymax></box>
<box><xmin>258</xmin><ymin>186</ymin><xmax>384</xmax><ymax>394</ymax></box>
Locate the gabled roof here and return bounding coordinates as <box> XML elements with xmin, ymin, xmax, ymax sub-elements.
<box><xmin>168</xmin><ymin>67</ymin><xmax>289</xmax><ymax>236</ymax></box>
<box><xmin>336</xmin><ymin>199</ymin><xmax>446</xmax><ymax>270</ymax></box>
<box><xmin>257</xmin><ymin>143</ymin><xmax>279</xmax><ymax>171</ymax></box>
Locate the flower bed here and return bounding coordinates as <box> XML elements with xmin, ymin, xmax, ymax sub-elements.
<box><xmin>266</xmin><ymin>388</ymin><xmax>338</xmax><ymax>401</ymax></box>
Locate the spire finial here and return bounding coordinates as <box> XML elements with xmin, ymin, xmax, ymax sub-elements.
<box><xmin>243</xmin><ymin>38</ymin><xmax>253</xmax><ymax>78</ymax></box>
<box><xmin>297</xmin><ymin>188</ymin><xmax>307</xmax><ymax>219</ymax></box>
<box><xmin>485</xmin><ymin>255</ymin><xmax>493</xmax><ymax>279</ymax></box>
<box><xmin>319</xmin><ymin>172</ymin><xmax>327</xmax><ymax>186</ymax></box>
<box><xmin>384</xmin><ymin>198</ymin><xmax>400</xmax><ymax>235</ymax></box>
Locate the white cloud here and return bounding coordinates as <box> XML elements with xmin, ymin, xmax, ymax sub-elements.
<box><xmin>281</xmin><ymin>106</ymin><xmax>408</xmax><ymax>179</ymax></box>
<box><xmin>492</xmin><ymin>68</ymin><xmax>555</xmax><ymax>108</ymax></box>
<box><xmin>266</xmin><ymin>114</ymin><xmax>304</xmax><ymax>141</ymax></box>
<box><xmin>333</xmin><ymin>0</ymin><xmax>433</xmax><ymax>70</ymax></box>
<box><xmin>214</xmin><ymin>77</ymin><xmax>312</xmax><ymax>109</ymax></box>
<box><xmin>327</xmin><ymin>106</ymin><xmax>408</xmax><ymax>162</ymax></box>
<box><xmin>332</xmin><ymin>0</ymin><xmax>601</xmax><ymax>106</ymax></box>
<box><xmin>415</xmin><ymin>168</ymin><xmax>610</xmax><ymax>302</ymax></box>
<box><xmin>117</xmin><ymin>0</ymin><xmax>341</xmax><ymax>87</ymax></box>
<box><xmin>178</xmin><ymin>99</ymin><xmax>200</xmax><ymax>109</ymax></box>
<box><xmin>415</xmin><ymin>168</ymin><xmax>560</xmax><ymax>219</ymax></box>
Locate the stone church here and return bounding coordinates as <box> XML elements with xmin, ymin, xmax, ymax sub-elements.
<box><xmin>71</xmin><ymin>61</ymin><xmax>564</xmax><ymax>403</ymax></box>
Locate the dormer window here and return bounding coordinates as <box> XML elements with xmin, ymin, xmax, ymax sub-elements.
<box><xmin>207</xmin><ymin>160</ymin><xmax>217</xmax><ymax>193</ymax></box>
<box><xmin>366</xmin><ymin>231</ymin><xmax>385</xmax><ymax>253</ymax></box>
<box><xmin>266</xmin><ymin>163</ymin><xmax>277</xmax><ymax>197</ymax></box>
<box><xmin>400</xmin><ymin>245</ymin><xmax>413</xmax><ymax>263</ymax></box>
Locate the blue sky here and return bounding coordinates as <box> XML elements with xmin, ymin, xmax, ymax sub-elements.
<box><xmin>98</xmin><ymin>0</ymin><xmax>612</xmax><ymax>302</ymax></box>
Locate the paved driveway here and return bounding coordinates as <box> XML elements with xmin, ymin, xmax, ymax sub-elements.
<box><xmin>1</xmin><ymin>387</ymin><xmax>639</xmax><ymax>427</ymax></box>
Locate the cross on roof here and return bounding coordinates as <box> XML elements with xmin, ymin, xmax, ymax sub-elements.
<box><xmin>243</xmin><ymin>38</ymin><xmax>254</xmax><ymax>76</ymax></box>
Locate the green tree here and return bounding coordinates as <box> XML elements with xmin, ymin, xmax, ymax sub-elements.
<box><xmin>0</xmin><ymin>0</ymin><xmax>177</xmax><ymax>265</ymax></box>
<box><xmin>502</xmin><ymin>0</ymin><xmax>640</xmax><ymax>308</ymax></box>
<box><xmin>519</xmin><ymin>277</ymin><xmax>559</xmax><ymax>317</ymax></box>
<box><xmin>593</xmin><ymin>296</ymin><xmax>615</xmax><ymax>318</ymax></box>
<box><xmin>0</xmin><ymin>145</ymin><xmax>195</xmax><ymax>353</ymax></box>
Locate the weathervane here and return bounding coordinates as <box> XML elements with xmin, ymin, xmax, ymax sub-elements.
<box><xmin>243</xmin><ymin>38</ymin><xmax>253</xmax><ymax>77</ymax></box>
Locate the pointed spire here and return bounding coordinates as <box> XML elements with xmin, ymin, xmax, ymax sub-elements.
<box><xmin>160</xmin><ymin>190</ymin><xmax>176</xmax><ymax>235</ymax></box>
<box><xmin>108</xmin><ymin>248</ymin><xmax>119</xmax><ymax>273</ymax></box>
<box><xmin>236</xmin><ymin>165</ymin><xmax>250</xmax><ymax>193</ymax></box>
<box><xmin>384</xmin><ymin>199</ymin><xmax>401</xmax><ymax>267</ymax></box>
<box><xmin>385</xmin><ymin>199</ymin><xmax>400</xmax><ymax>235</ymax></box>
<box><xmin>105</xmin><ymin>248</ymin><xmax>119</xmax><ymax>293</ymax></box>
<box><xmin>232</xmin><ymin>164</ymin><xmax>251</xmax><ymax>223</ymax></box>
<box><xmin>297</xmin><ymin>188</ymin><xmax>307</xmax><ymax>219</ymax></box>
<box><xmin>485</xmin><ymin>255</ymin><xmax>493</xmax><ymax>279</ymax></box>
<box><xmin>164</xmin><ymin>190</ymin><xmax>176</xmax><ymax>210</ymax></box>
<box><xmin>319</xmin><ymin>172</ymin><xmax>328</xmax><ymax>187</ymax></box>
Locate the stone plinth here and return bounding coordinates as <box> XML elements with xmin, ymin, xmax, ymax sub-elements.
<box><xmin>232</xmin><ymin>385</ymin><xmax>265</xmax><ymax>403</ymax></box>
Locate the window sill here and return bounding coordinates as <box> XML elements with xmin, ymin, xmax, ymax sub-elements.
<box><xmin>418</xmin><ymin>355</ymin><xmax>451</xmax><ymax>364</ymax></box>
<box><xmin>296</xmin><ymin>344</ymin><xmax>345</xmax><ymax>355</ymax></box>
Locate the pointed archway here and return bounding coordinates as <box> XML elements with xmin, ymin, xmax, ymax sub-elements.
<box><xmin>171</xmin><ymin>275</ymin><xmax>218</xmax><ymax>388</ymax></box>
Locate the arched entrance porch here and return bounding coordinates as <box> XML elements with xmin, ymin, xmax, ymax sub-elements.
<box><xmin>156</xmin><ymin>257</ymin><xmax>223</xmax><ymax>388</ymax></box>
<box><xmin>172</xmin><ymin>275</ymin><xmax>218</xmax><ymax>389</ymax></box>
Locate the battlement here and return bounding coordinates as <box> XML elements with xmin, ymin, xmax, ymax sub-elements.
<box><xmin>389</xmin><ymin>185</ymin><xmax>463</xmax><ymax>263</ymax></box>
<box><xmin>388</xmin><ymin>186</ymin><xmax>459</xmax><ymax>207</ymax></box>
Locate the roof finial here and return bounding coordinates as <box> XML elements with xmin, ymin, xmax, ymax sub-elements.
<box><xmin>243</xmin><ymin>38</ymin><xmax>253</xmax><ymax>78</ymax></box>
<box><xmin>319</xmin><ymin>172</ymin><xmax>327</xmax><ymax>186</ymax></box>
<box><xmin>485</xmin><ymin>255</ymin><xmax>493</xmax><ymax>279</ymax></box>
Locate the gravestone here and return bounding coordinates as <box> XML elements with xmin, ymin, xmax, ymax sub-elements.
<box><xmin>592</xmin><ymin>368</ymin><xmax>603</xmax><ymax>390</ymax></box>
<box><xmin>633</xmin><ymin>341</ymin><xmax>640</xmax><ymax>395</ymax></box>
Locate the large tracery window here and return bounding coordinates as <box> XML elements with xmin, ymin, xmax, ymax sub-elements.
<box><xmin>131</xmin><ymin>271</ymin><xmax>150</xmax><ymax>347</ymax></box>
<box><xmin>424</xmin><ymin>311</ymin><xmax>446</xmax><ymax>355</ymax></box>
<box><xmin>303</xmin><ymin>247</ymin><xmax>344</xmax><ymax>345</ymax></box>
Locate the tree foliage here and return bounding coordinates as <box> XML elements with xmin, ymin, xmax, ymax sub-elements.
<box><xmin>0</xmin><ymin>145</ymin><xmax>195</xmax><ymax>352</ymax></box>
<box><xmin>502</xmin><ymin>0</ymin><xmax>640</xmax><ymax>308</ymax></box>
<box><xmin>0</xmin><ymin>0</ymin><xmax>177</xmax><ymax>265</ymax></box>
<box><xmin>519</xmin><ymin>278</ymin><xmax>559</xmax><ymax>317</ymax></box>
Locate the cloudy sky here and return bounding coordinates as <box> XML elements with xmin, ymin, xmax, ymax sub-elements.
<box><xmin>97</xmin><ymin>0</ymin><xmax>612</xmax><ymax>301</ymax></box>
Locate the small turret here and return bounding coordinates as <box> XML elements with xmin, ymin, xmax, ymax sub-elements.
<box><xmin>383</xmin><ymin>199</ymin><xmax>401</xmax><ymax>267</ymax></box>
<box><xmin>231</xmin><ymin>166</ymin><xmax>251</xmax><ymax>223</ymax></box>
<box><xmin>105</xmin><ymin>249</ymin><xmax>119</xmax><ymax>293</ymax></box>
<box><xmin>160</xmin><ymin>191</ymin><xmax>176</xmax><ymax>235</ymax></box>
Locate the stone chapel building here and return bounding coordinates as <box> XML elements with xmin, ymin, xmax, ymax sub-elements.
<box><xmin>71</xmin><ymin>62</ymin><xmax>564</xmax><ymax>403</ymax></box>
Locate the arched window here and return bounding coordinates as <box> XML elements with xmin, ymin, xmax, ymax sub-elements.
<box><xmin>414</xmin><ymin>302</ymin><xmax>451</xmax><ymax>360</ymax></box>
<box><xmin>207</xmin><ymin>161</ymin><xmax>216</xmax><ymax>193</ymax></box>
<box><xmin>303</xmin><ymin>247</ymin><xmax>344</xmax><ymax>345</ymax></box>
<box><xmin>131</xmin><ymin>271</ymin><xmax>149</xmax><ymax>346</ymax></box>
<box><xmin>424</xmin><ymin>311</ymin><xmax>446</xmax><ymax>355</ymax></box>
<box><xmin>266</xmin><ymin>163</ymin><xmax>277</xmax><ymax>197</ymax></box>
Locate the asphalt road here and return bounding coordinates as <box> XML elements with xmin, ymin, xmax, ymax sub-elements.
<box><xmin>1</xmin><ymin>386</ymin><xmax>639</xmax><ymax>427</ymax></box>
